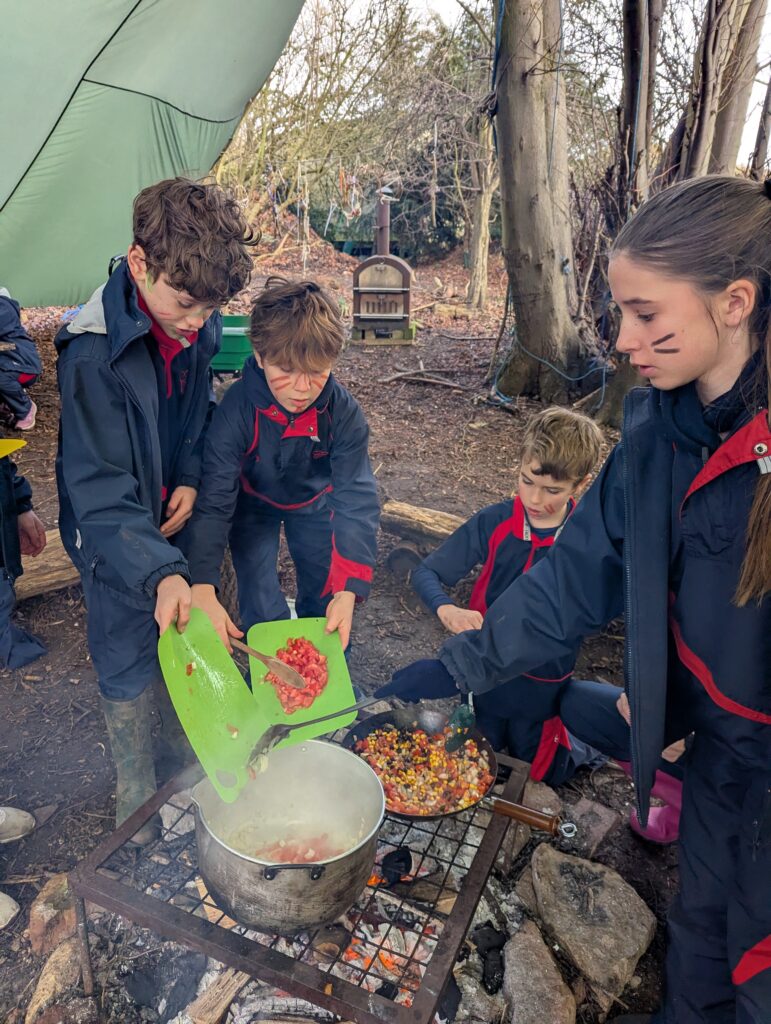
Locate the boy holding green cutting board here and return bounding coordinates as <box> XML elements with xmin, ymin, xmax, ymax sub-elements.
<box><xmin>55</xmin><ymin>178</ymin><xmax>256</xmax><ymax>840</ymax></box>
<box><xmin>186</xmin><ymin>277</ymin><xmax>380</xmax><ymax>654</ymax></box>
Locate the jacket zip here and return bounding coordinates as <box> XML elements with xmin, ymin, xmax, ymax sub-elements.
<box><xmin>621</xmin><ymin>430</ymin><xmax>645</xmax><ymax>824</ymax></box>
<box><xmin>113</xmin><ymin>332</ymin><xmax>206</xmax><ymax>509</ymax></box>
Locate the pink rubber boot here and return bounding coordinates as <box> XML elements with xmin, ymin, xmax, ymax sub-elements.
<box><xmin>615</xmin><ymin>761</ymin><xmax>682</xmax><ymax>845</ymax></box>
<box><xmin>630</xmin><ymin>770</ymin><xmax>682</xmax><ymax>844</ymax></box>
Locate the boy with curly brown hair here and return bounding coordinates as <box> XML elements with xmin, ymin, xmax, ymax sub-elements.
<box><xmin>56</xmin><ymin>177</ymin><xmax>256</xmax><ymax>838</ymax></box>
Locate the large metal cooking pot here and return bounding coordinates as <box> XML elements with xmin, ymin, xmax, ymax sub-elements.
<box><xmin>191</xmin><ymin>740</ymin><xmax>385</xmax><ymax>933</ymax></box>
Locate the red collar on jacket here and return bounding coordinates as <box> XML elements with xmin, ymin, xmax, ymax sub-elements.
<box><xmin>469</xmin><ymin>496</ymin><xmax>574</xmax><ymax>615</ymax></box>
<box><xmin>137</xmin><ymin>293</ymin><xmax>197</xmax><ymax>398</ymax></box>
<box><xmin>681</xmin><ymin>409</ymin><xmax>771</xmax><ymax>513</ymax></box>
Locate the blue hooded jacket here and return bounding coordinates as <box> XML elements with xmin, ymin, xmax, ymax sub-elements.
<box><xmin>55</xmin><ymin>260</ymin><xmax>220</xmax><ymax>608</ymax></box>
<box><xmin>185</xmin><ymin>356</ymin><xmax>379</xmax><ymax>598</ymax></box>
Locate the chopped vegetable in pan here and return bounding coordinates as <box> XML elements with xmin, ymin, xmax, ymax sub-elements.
<box><xmin>354</xmin><ymin>727</ymin><xmax>494</xmax><ymax>815</ymax></box>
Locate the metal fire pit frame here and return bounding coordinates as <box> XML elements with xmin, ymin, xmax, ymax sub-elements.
<box><xmin>70</xmin><ymin>756</ymin><xmax>528</xmax><ymax>1024</ymax></box>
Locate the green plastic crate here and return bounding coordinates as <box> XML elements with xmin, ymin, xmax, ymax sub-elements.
<box><xmin>211</xmin><ymin>314</ymin><xmax>252</xmax><ymax>373</ymax></box>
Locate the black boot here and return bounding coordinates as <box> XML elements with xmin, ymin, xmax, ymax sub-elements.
<box><xmin>610</xmin><ymin>1016</ymin><xmax>654</xmax><ymax>1023</ymax></box>
<box><xmin>100</xmin><ymin>690</ymin><xmax>158</xmax><ymax>844</ymax></box>
<box><xmin>151</xmin><ymin>675</ymin><xmax>195</xmax><ymax>784</ymax></box>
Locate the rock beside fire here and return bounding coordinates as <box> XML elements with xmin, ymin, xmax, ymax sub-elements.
<box><xmin>503</xmin><ymin>920</ymin><xmax>576</xmax><ymax>1024</ymax></box>
<box><xmin>28</xmin><ymin>873</ymin><xmax>77</xmax><ymax>956</ymax></box>
<box><xmin>530</xmin><ymin>845</ymin><xmax>655</xmax><ymax>1000</ymax></box>
<box><xmin>522</xmin><ymin>780</ymin><xmax>561</xmax><ymax>817</ymax></box>
<box><xmin>24</xmin><ymin>938</ymin><xmax>81</xmax><ymax>1024</ymax></box>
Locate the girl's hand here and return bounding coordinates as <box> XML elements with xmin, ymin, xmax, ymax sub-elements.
<box><xmin>155</xmin><ymin>574</ymin><xmax>192</xmax><ymax>634</ymax></box>
<box><xmin>161</xmin><ymin>486</ymin><xmax>197</xmax><ymax>537</ymax></box>
<box><xmin>191</xmin><ymin>583</ymin><xmax>243</xmax><ymax>652</ymax></box>
<box><xmin>616</xmin><ymin>691</ymin><xmax>632</xmax><ymax>725</ymax></box>
<box><xmin>325</xmin><ymin>590</ymin><xmax>356</xmax><ymax>649</ymax></box>
<box><xmin>17</xmin><ymin>510</ymin><xmax>46</xmax><ymax>557</ymax></box>
<box><xmin>437</xmin><ymin>604</ymin><xmax>484</xmax><ymax>635</ymax></box>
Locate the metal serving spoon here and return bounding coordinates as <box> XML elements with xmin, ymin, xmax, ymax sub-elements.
<box><xmin>247</xmin><ymin>695</ymin><xmax>382</xmax><ymax>767</ymax></box>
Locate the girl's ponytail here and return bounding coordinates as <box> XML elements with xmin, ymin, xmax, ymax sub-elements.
<box><xmin>736</xmin><ymin>319</ymin><xmax>771</xmax><ymax>606</ymax></box>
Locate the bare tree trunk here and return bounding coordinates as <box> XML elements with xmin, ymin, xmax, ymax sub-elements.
<box><xmin>749</xmin><ymin>75</ymin><xmax>771</xmax><ymax>177</ymax></box>
<box><xmin>620</xmin><ymin>0</ymin><xmax>665</xmax><ymax>205</ymax></box>
<box><xmin>467</xmin><ymin>184</ymin><xmax>493</xmax><ymax>308</ymax></box>
<box><xmin>670</xmin><ymin>0</ymin><xmax>753</xmax><ymax>180</ymax></box>
<box><xmin>542</xmin><ymin>0</ymin><xmax>577</xmax><ymax>315</ymax></box>
<box><xmin>494</xmin><ymin>0</ymin><xmax>582</xmax><ymax>402</ymax></box>
<box><xmin>467</xmin><ymin>115</ymin><xmax>497</xmax><ymax>309</ymax></box>
<box><xmin>710</xmin><ymin>0</ymin><xmax>767</xmax><ymax>173</ymax></box>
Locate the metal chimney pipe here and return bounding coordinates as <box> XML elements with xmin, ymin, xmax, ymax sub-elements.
<box><xmin>374</xmin><ymin>187</ymin><xmax>393</xmax><ymax>256</ymax></box>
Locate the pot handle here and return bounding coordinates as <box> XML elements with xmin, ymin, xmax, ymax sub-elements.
<box><xmin>485</xmin><ymin>797</ymin><xmax>577</xmax><ymax>839</ymax></box>
<box><xmin>262</xmin><ymin>863</ymin><xmax>327</xmax><ymax>881</ymax></box>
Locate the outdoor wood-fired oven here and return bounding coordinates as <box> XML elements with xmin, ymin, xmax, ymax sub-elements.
<box><xmin>351</xmin><ymin>187</ymin><xmax>415</xmax><ymax>343</ymax></box>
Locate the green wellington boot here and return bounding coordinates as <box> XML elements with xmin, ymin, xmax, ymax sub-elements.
<box><xmin>100</xmin><ymin>689</ymin><xmax>158</xmax><ymax>844</ymax></box>
<box><xmin>151</xmin><ymin>675</ymin><xmax>196</xmax><ymax>784</ymax></box>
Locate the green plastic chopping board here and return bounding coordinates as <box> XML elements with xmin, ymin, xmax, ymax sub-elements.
<box><xmin>158</xmin><ymin>609</ymin><xmax>271</xmax><ymax>803</ymax></box>
<box><xmin>246</xmin><ymin>617</ymin><xmax>357</xmax><ymax>748</ymax></box>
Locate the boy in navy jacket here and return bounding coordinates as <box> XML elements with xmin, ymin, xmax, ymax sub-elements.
<box><xmin>411</xmin><ymin>407</ymin><xmax>615</xmax><ymax>783</ymax></box>
<box><xmin>56</xmin><ymin>178</ymin><xmax>255</xmax><ymax>838</ymax></box>
<box><xmin>188</xmin><ymin>277</ymin><xmax>379</xmax><ymax>652</ymax></box>
<box><xmin>0</xmin><ymin>288</ymin><xmax>42</xmax><ymax>430</ymax></box>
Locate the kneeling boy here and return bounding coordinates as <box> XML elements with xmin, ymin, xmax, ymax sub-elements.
<box><xmin>411</xmin><ymin>406</ymin><xmax>608</xmax><ymax>784</ymax></box>
<box><xmin>188</xmin><ymin>277</ymin><xmax>379</xmax><ymax>652</ymax></box>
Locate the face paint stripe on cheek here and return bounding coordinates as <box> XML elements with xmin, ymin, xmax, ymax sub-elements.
<box><xmin>650</xmin><ymin>332</ymin><xmax>681</xmax><ymax>354</ymax></box>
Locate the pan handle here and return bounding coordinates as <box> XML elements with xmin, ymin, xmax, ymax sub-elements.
<box><xmin>485</xmin><ymin>797</ymin><xmax>577</xmax><ymax>839</ymax></box>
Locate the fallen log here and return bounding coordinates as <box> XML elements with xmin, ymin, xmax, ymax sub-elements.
<box><xmin>381</xmin><ymin>499</ymin><xmax>464</xmax><ymax>546</ymax></box>
<box><xmin>16</xmin><ymin>529</ymin><xmax>79</xmax><ymax>601</ymax></box>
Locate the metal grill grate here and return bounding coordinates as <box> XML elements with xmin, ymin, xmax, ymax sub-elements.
<box><xmin>71</xmin><ymin>757</ymin><xmax>527</xmax><ymax>1024</ymax></box>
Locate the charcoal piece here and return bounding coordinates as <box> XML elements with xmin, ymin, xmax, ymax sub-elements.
<box><xmin>438</xmin><ymin>974</ymin><xmax>462</xmax><ymax>1020</ymax></box>
<box><xmin>311</xmin><ymin>923</ymin><xmax>351</xmax><ymax>958</ymax></box>
<box><xmin>472</xmin><ymin>921</ymin><xmax>506</xmax><ymax>995</ymax></box>
<box><xmin>381</xmin><ymin>846</ymin><xmax>412</xmax><ymax>884</ymax></box>
<box><xmin>122</xmin><ymin>949</ymin><xmax>207</xmax><ymax>1022</ymax></box>
<box><xmin>377</xmin><ymin>980</ymin><xmax>399</xmax><ymax>1000</ymax></box>
<box><xmin>481</xmin><ymin>947</ymin><xmax>505</xmax><ymax>994</ymax></box>
<box><xmin>471</xmin><ymin>921</ymin><xmax>506</xmax><ymax>954</ymax></box>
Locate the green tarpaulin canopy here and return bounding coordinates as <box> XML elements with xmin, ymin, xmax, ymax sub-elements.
<box><xmin>0</xmin><ymin>0</ymin><xmax>303</xmax><ymax>306</ymax></box>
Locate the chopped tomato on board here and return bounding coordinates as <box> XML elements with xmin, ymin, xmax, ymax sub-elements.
<box><xmin>265</xmin><ymin>636</ymin><xmax>329</xmax><ymax>713</ymax></box>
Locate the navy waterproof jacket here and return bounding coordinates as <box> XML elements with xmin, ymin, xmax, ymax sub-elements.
<box><xmin>55</xmin><ymin>260</ymin><xmax>220</xmax><ymax>607</ymax></box>
<box><xmin>186</xmin><ymin>356</ymin><xmax>379</xmax><ymax>599</ymax></box>
<box><xmin>0</xmin><ymin>452</ymin><xmax>33</xmax><ymax>580</ymax></box>
<box><xmin>440</xmin><ymin>384</ymin><xmax>771</xmax><ymax>821</ymax></box>
<box><xmin>0</xmin><ymin>289</ymin><xmax>43</xmax><ymax>377</ymax></box>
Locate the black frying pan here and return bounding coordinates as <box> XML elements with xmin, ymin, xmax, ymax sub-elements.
<box><xmin>342</xmin><ymin>706</ymin><xmax>576</xmax><ymax>838</ymax></box>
